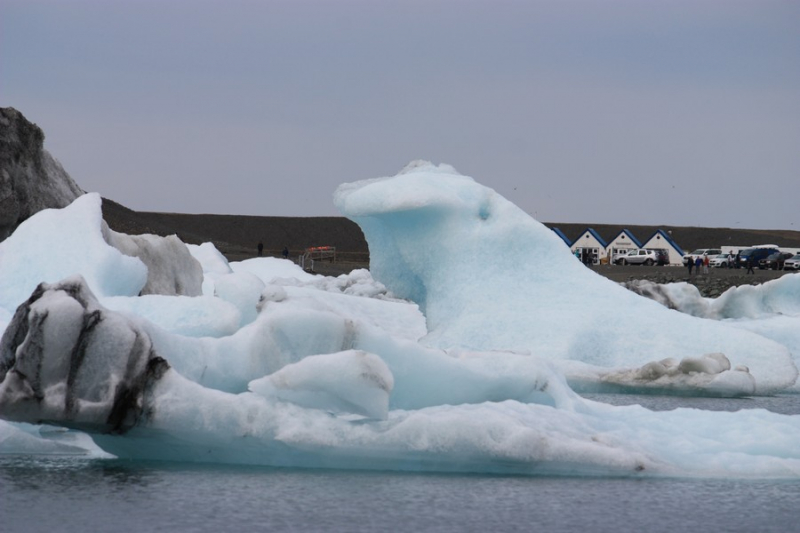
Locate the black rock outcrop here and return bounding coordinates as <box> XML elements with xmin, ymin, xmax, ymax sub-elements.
<box><xmin>0</xmin><ymin>107</ymin><xmax>84</xmax><ymax>241</ymax></box>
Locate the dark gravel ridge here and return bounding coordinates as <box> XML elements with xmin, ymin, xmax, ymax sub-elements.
<box><xmin>101</xmin><ymin>197</ymin><xmax>800</xmax><ymax>287</ymax></box>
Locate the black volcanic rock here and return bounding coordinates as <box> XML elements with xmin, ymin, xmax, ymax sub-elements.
<box><xmin>0</xmin><ymin>107</ymin><xmax>84</xmax><ymax>241</ymax></box>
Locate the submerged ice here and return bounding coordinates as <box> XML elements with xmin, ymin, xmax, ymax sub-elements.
<box><xmin>1</xmin><ymin>162</ymin><xmax>799</xmax><ymax>478</ymax></box>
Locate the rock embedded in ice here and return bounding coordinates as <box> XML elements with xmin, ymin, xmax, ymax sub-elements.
<box><xmin>334</xmin><ymin>161</ymin><xmax>798</xmax><ymax>395</ymax></box>
<box><xmin>248</xmin><ymin>350</ymin><xmax>393</xmax><ymax>420</ymax></box>
<box><xmin>0</xmin><ymin>276</ymin><xmax>169</xmax><ymax>433</ymax></box>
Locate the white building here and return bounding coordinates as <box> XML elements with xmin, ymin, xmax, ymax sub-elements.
<box><xmin>570</xmin><ymin>228</ymin><xmax>607</xmax><ymax>265</ymax></box>
<box><xmin>605</xmin><ymin>229</ymin><xmax>643</xmax><ymax>263</ymax></box>
<box><xmin>640</xmin><ymin>229</ymin><xmax>684</xmax><ymax>266</ymax></box>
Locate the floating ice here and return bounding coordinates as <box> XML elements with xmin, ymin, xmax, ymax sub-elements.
<box><xmin>594</xmin><ymin>353</ymin><xmax>756</xmax><ymax>397</ymax></box>
<box><xmin>102</xmin><ymin>294</ymin><xmax>242</xmax><ymax>338</ymax></box>
<box><xmin>334</xmin><ymin>162</ymin><xmax>798</xmax><ymax>395</ymax></box>
<box><xmin>0</xmin><ymin>193</ymin><xmax>147</xmax><ymax>311</ymax></box>
<box><xmin>624</xmin><ymin>276</ymin><xmax>800</xmax><ymax>392</ymax></box>
<box><xmin>2</xmin><ymin>285</ymin><xmax>798</xmax><ymax>477</ymax></box>
<box><xmin>102</xmin><ymin>225</ymin><xmax>203</xmax><ymax>296</ymax></box>
<box><xmin>248</xmin><ymin>350</ymin><xmax>393</xmax><ymax>420</ymax></box>
<box><xmin>624</xmin><ymin>276</ymin><xmax>800</xmax><ymax>320</ymax></box>
<box><xmin>1</xmin><ymin>166</ymin><xmax>800</xmax><ymax>478</ymax></box>
<box><xmin>0</xmin><ymin>420</ymin><xmax>101</xmax><ymax>456</ymax></box>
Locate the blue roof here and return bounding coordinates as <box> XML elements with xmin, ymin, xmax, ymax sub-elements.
<box><xmin>576</xmin><ymin>228</ymin><xmax>608</xmax><ymax>248</ymax></box>
<box><xmin>644</xmin><ymin>229</ymin><xmax>684</xmax><ymax>255</ymax></box>
<box><xmin>607</xmin><ymin>229</ymin><xmax>643</xmax><ymax>248</ymax></box>
<box><xmin>551</xmin><ymin>227</ymin><xmax>572</xmax><ymax>246</ymax></box>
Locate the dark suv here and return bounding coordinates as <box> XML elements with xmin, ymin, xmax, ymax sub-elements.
<box><xmin>652</xmin><ymin>249</ymin><xmax>669</xmax><ymax>266</ymax></box>
<box><xmin>759</xmin><ymin>251</ymin><xmax>794</xmax><ymax>270</ymax></box>
<box><xmin>738</xmin><ymin>247</ymin><xmax>779</xmax><ymax>268</ymax></box>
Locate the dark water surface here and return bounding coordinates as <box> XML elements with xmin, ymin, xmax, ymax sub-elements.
<box><xmin>2</xmin><ymin>394</ymin><xmax>799</xmax><ymax>533</ymax></box>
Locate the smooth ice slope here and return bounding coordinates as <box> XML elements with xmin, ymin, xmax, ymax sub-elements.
<box><xmin>0</xmin><ymin>193</ymin><xmax>147</xmax><ymax>312</ymax></box>
<box><xmin>335</xmin><ymin>162</ymin><xmax>798</xmax><ymax>394</ymax></box>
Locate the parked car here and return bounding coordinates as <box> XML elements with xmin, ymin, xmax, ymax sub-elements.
<box><xmin>618</xmin><ymin>249</ymin><xmax>659</xmax><ymax>266</ymax></box>
<box><xmin>737</xmin><ymin>247</ymin><xmax>780</xmax><ymax>268</ymax></box>
<box><xmin>709</xmin><ymin>253</ymin><xmax>731</xmax><ymax>268</ymax></box>
<box><xmin>784</xmin><ymin>254</ymin><xmax>800</xmax><ymax>271</ymax></box>
<box><xmin>682</xmin><ymin>248</ymin><xmax>721</xmax><ymax>266</ymax></box>
<box><xmin>652</xmin><ymin>248</ymin><xmax>669</xmax><ymax>266</ymax></box>
<box><xmin>759</xmin><ymin>251</ymin><xmax>795</xmax><ymax>270</ymax></box>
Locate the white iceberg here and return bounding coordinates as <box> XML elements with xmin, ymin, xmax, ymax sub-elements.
<box><xmin>334</xmin><ymin>161</ymin><xmax>798</xmax><ymax>395</ymax></box>
<box><xmin>1</xmin><ymin>162</ymin><xmax>799</xmax><ymax>479</ymax></box>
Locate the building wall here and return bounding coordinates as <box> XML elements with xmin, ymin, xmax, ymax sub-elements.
<box><xmin>570</xmin><ymin>232</ymin><xmax>607</xmax><ymax>264</ymax></box>
<box><xmin>641</xmin><ymin>234</ymin><xmax>683</xmax><ymax>265</ymax></box>
<box><xmin>605</xmin><ymin>233</ymin><xmax>639</xmax><ymax>262</ymax></box>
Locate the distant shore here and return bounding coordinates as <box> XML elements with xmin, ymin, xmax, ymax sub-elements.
<box><xmin>101</xmin><ymin>197</ymin><xmax>800</xmax><ymax>293</ymax></box>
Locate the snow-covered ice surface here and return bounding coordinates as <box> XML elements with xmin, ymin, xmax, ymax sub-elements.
<box><xmin>1</xmin><ymin>162</ymin><xmax>799</xmax><ymax>478</ymax></box>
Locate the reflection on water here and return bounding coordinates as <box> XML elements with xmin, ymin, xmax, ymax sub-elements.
<box><xmin>2</xmin><ymin>456</ymin><xmax>800</xmax><ymax>533</ymax></box>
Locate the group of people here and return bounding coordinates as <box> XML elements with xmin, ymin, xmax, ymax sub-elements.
<box><xmin>686</xmin><ymin>251</ymin><xmax>757</xmax><ymax>275</ymax></box>
<box><xmin>257</xmin><ymin>242</ymin><xmax>290</xmax><ymax>259</ymax></box>
<box><xmin>687</xmin><ymin>254</ymin><xmax>711</xmax><ymax>275</ymax></box>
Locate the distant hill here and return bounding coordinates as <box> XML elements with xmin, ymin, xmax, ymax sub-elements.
<box><xmin>101</xmin><ymin>198</ymin><xmax>369</xmax><ymax>263</ymax></box>
<box><xmin>102</xmin><ymin>198</ymin><xmax>800</xmax><ymax>263</ymax></box>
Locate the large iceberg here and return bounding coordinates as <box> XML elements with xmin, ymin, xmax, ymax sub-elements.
<box><xmin>1</xmin><ymin>161</ymin><xmax>799</xmax><ymax>478</ymax></box>
<box><xmin>334</xmin><ymin>161</ymin><xmax>797</xmax><ymax>395</ymax></box>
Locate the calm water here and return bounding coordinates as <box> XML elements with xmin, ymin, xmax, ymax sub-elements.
<box><xmin>2</xmin><ymin>395</ymin><xmax>799</xmax><ymax>533</ymax></box>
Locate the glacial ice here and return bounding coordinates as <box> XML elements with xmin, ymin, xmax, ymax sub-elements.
<box><xmin>102</xmin><ymin>224</ymin><xmax>204</xmax><ymax>297</ymax></box>
<box><xmin>248</xmin><ymin>350</ymin><xmax>393</xmax><ymax>420</ymax></box>
<box><xmin>334</xmin><ymin>161</ymin><xmax>798</xmax><ymax>395</ymax></box>
<box><xmin>625</xmin><ymin>277</ymin><xmax>800</xmax><ymax>392</ymax></box>
<box><xmin>0</xmin><ymin>193</ymin><xmax>148</xmax><ymax>311</ymax></box>
<box><xmin>1</xmin><ymin>162</ymin><xmax>799</xmax><ymax>478</ymax></box>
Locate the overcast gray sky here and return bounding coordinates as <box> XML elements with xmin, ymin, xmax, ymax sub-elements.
<box><xmin>2</xmin><ymin>0</ymin><xmax>798</xmax><ymax>229</ymax></box>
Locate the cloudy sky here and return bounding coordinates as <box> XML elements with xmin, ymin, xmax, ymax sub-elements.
<box><xmin>2</xmin><ymin>0</ymin><xmax>798</xmax><ymax>229</ymax></box>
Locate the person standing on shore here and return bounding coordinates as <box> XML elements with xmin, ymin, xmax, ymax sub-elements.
<box><xmin>257</xmin><ymin>241</ymin><xmax>264</xmax><ymax>257</ymax></box>
<box><xmin>282</xmin><ymin>246</ymin><xmax>289</xmax><ymax>259</ymax></box>
<box><xmin>746</xmin><ymin>255</ymin><xmax>756</xmax><ymax>274</ymax></box>
<box><xmin>703</xmin><ymin>254</ymin><xmax>710</xmax><ymax>274</ymax></box>
<box><xmin>687</xmin><ymin>258</ymin><xmax>694</xmax><ymax>275</ymax></box>
<box><xmin>695</xmin><ymin>256</ymin><xmax>703</xmax><ymax>275</ymax></box>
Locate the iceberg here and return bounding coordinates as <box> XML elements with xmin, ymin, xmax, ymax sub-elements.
<box><xmin>334</xmin><ymin>161</ymin><xmax>798</xmax><ymax>395</ymax></box>
<box><xmin>1</xmin><ymin>161</ymin><xmax>799</xmax><ymax>478</ymax></box>
<box><xmin>625</xmin><ymin>277</ymin><xmax>800</xmax><ymax>392</ymax></box>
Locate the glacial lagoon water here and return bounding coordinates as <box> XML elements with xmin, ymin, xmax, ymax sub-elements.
<box><xmin>2</xmin><ymin>395</ymin><xmax>799</xmax><ymax>533</ymax></box>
